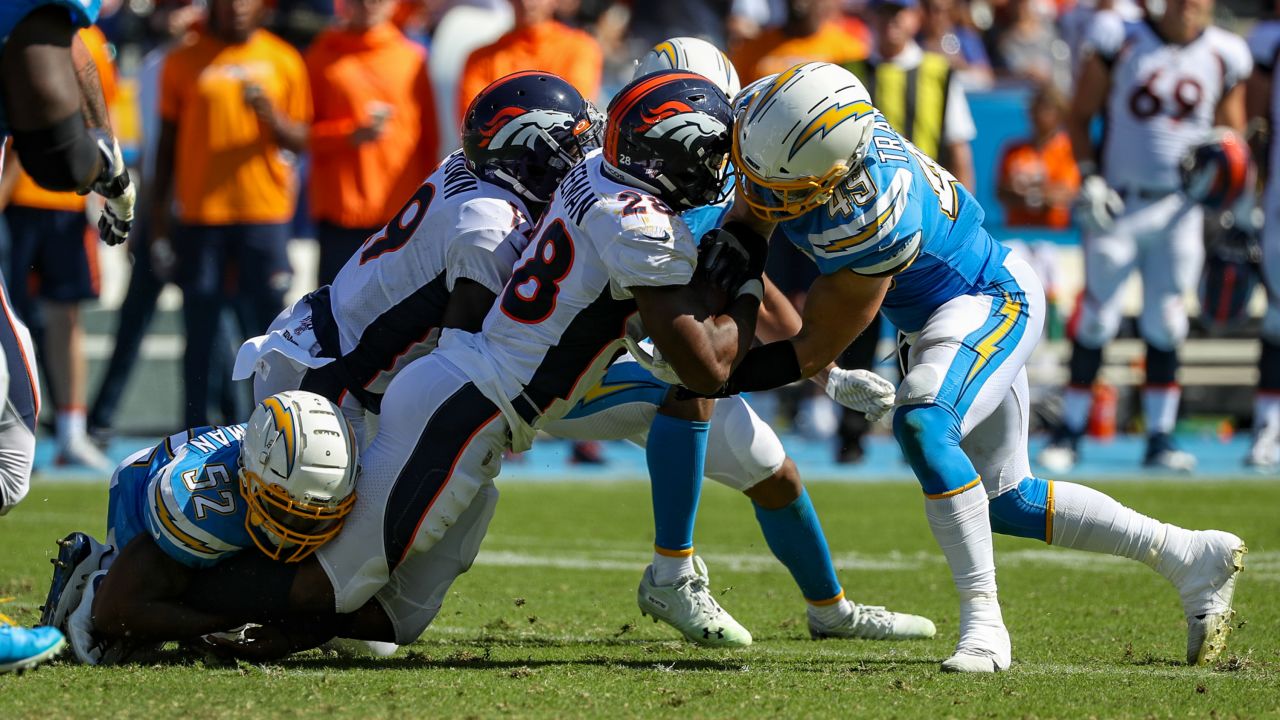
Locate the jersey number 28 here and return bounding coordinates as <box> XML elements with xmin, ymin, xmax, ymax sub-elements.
<box><xmin>500</xmin><ymin>220</ymin><xmax>574</xmax><ymax>324</ymax></box>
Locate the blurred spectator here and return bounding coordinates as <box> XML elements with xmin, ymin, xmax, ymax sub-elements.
<box><xmin>919</xmin><ymin>0</ymin><xmax>993</xmax><ymax>89</ymax></box>
<box><xmin>992</xmin><ymin>0</ymin><xmax>1071</xmax><ymax>91</ymax></box>
<box><xmin>996</xmin><ymin>83</ymin><xmax>1079</xmax><ymax>228</ymax></box>
<box><xmin>307</xmin><ymin>0</ymin><xmax>439</xmax><ymax>285</ymax></box>
<box><xmin>272</xmin><ymin>0</ymin><xmax>337</xmax><ymax>49</ymax></box>
<box><xmin>0</xmin><ymin>26</ymin><xmax>117</xmax><ymax>469</ymax></box>
<box><xmin>458</xmin><ymin>0</ymin><xmax>603</xmax><ymax>116</ymax></box>
<box><xmin>626</xmin><ymin>0</ymin><xmax>733</xmax><ymax>50</ymax></box>
<box><xmin>152</xmin><ymin>0</ymin><xmax>311</xmax><ymax>427</ymax></box>
<box><xmin>731</xmin><ymin>0</ymin><xmax>868</xmax><ymax>83</ymax></box>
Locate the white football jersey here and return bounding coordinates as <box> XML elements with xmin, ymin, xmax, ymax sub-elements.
<box><xmin>1087</xmin><ymin>12</ymin><xmax>1251</xmax><ymax>189</ymax></box>
<box><xmin>324</xmin><ymin>150</ymin><xmax>533</xmax><ymax>396</ymax></box>
<box><xmin>1249</xmin><ymin>20</ymin><xmax>1280</xmax><ymax>203</ymax></box>
<box><xmin>436</xmin><ymin>149</ymin><xmax>698</xmax><ymax>441</ymax></box>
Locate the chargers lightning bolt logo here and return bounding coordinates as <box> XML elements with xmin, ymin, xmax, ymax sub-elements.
<box><xmin>789</xmin><ymin>100</ymin><xmax>875</xmax><ymax>161</ymax></box>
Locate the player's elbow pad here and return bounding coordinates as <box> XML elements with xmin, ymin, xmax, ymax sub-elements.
<box><xmin>10</xmin><ymin>111</ymin><xmax>102</xmax><ymax>193</ymax></box>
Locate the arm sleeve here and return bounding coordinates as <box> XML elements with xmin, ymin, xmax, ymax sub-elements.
<box><xmin>1221</xmin><ymin>35</ymin><xmax>1254</xmax><ymax>90</ymax></box>
<box><xmin>603</xmin><ymin>209</ymin><xmax>698</xmax><ymax>297</ymax></box>
<box><xmin>445</xmin><ymin>199</ymin><xmax>525</xmax><ymax>294</ymax></box>
<box><xmin>942</xmin><ymin>76</ymin><xmax>976</xmax><ymax>145</ymax></box>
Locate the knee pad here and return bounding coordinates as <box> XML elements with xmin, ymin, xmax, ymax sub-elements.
<box><xmin>892</xmin><ymin>404</ymin><xmax>973</xmax><ymax>496</ymax></box>
<box><xmin>1074</xmin><ymin>297</ymin><xmax>1121</xmax><ymax>349</ymax></box>
<box><xmin>988</xmin><ymin>477</ymin><xmax>1051</xmax><ymax>542</ymax></box>
<box><xmin>1068</xmin><ymin>342</ymin><xmax>1104</xmax><ymax>387</ymax></box>
<box><xmin>1145</xmin><ymin>344</ymin><xmax>1179</xmax><ymax>386</ymax></box>
<box><xmin>1139</xmin><ymin>297</ymin><xmax>1189</xmax><ymax>350</ymax></box>
<box><xmin>704</xmin><ymin>396</ymin><xmax>785</xmax><ymax>491</ymax></box>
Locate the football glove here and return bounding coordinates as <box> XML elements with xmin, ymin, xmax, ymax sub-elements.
<box><xmin>696</xmin><ymin>222</ymin><xmax>768</xmax><ymax>299</ymax></box>
<box><xmin>825</xmin><ymin>368</ymin><xmax>896</xmax><ymax>422</ymax></box>
<box><xmin>83</xmin><ymin>131</ymin><xmax>136</xmax><ymax>246</ymax></box>
<box><xmin>1072</xmin><ymin>175</ymin><xmax>1124</xmax><ymax>234</ymax></box>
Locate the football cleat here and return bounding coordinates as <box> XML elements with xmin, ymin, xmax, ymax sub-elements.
<box><xmin>40</xmin><ymin>532</ymin><xmax>110</xmax><ymax>630</ymax></box>
<box><xmin>1037</xmin><ymin>428</ymin><xmax>1080</xmax><ymax>475</ymax></box>
<box><xmin>637</xmin><ymin>556</ymin><xmax>752</xmax><ymax>648</ymax></box>
<box><xmin>808</xmin><ymin>603</ymin><xmax>937</xmax><ymax>641</ymax></box>
<box><xmin>54</xmin><ymin>436</ymin><xmax>113</xmax><ymax>472</ymax></box>
<box><xmin>0</xmin><ymin>624</ymin><xmax>65</xmax><ymax>674</ymax></box>
<box><xmin>1174</xmin><ymin>531</ymin><xmax>1246</xmax><ymax>665</ymax></box>
<box><xmin>940</xmin><ymin>593</ymin><xmax>1011</xmax><ymax>673</ymax></box>
<box><xmin>1143</xmin><ymin>433</ymin><xmax>1196</xmax><ymax>473</ymax></box>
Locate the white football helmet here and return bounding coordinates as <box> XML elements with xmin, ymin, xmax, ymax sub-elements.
<box><xmin>732</xmin><ymin>73</ymin><xmax>777</xmax><ymax>116</ymax></box>
<box><xmin>733</xmin><ymin>62</ymin><xmax>878</xmax><ymax>221</ymax></box>
<box><xmin>634</xmin><ymin>37</ymin><xmax>741</xmax><ymax>99</ymax></box>
<box><xmin>239</xmin><ymin>391</ymin><xmax>360</xmax><ymax>562</ymax></box>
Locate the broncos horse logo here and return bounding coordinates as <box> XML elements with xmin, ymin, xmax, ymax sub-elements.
<box><xmin>637</xmin><ymin>101</ymin><xmax>728</xmax><ymax>153</ymax></box>
<box><xmin>478</xmin><ymin>107</ymin><xmax>578</xmax><ymax>150</ymax></box>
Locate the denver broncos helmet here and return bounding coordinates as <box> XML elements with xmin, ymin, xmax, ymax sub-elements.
<box><xmin>603</xmin><ymin>70</ymin><xmax>734</xmax><ymax>210</ymax></box>
<box><xmin>1181</xmin><ymin>127</ymin><xmax>1252</xmax><ymax>211</ymax></box>
<box><xmin>462</xmin><ymin>71</ymin><xmax>603</xmax><ymax>205</ymax></box>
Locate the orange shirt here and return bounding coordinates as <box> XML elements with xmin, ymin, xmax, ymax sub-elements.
<box><xmin>160</xmin><ymin>29</ymin><xmax>311</xmax><ymax>225</ymax></box>
<box><xmin>458</xmin><ymin>21</ymin><xmax>602</xmax><ymax>122</ymax></box>
<box><xmin>10</xmin><ymin>26</ymin><xmax>117</xmax><ymax>212</ymax></box>
<box><xmin>731</xmin><ymin>22</ymin><xmax>869</xmax><ymax>84</ymax></box>
<box><xmin>306</xmin><ymin>23</ymin><xmax>438</xmax><ymax>229</ymax></box>
<box><xmin>998</xmin><ymin>131</ymin><xmax>1080</xmax><ymax>229</ymax></box>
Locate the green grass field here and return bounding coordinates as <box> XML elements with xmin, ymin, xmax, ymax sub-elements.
<box><xmin>2</xmin><ymin>478</ymin><xmax>1278</xmax><ymax>719</ymax></box>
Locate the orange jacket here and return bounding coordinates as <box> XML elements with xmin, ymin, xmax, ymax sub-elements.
<box><xmin>732</xmin><ymin>22</ymin><xmax>869</xmax><ymax>83</ymax></box>
<box><xmin>458</xmin><ymin>21</ymin><xmax>602</xmax><ymax>122</ymax></box>
<box><xmin>306</xmin><ymin>23</ymin><xmax>438</xmax><ymax>228</ymax></box>
<box><xmin>10</xmin><ymin>26</ymin><xmax>117</xmax><ymax>212</ymax></box>
<box><xmin>161</xmin><ymin>29</ymin><xmax>311</xmax><ymax>225</ymax></box>
<box><xmin>998</xmin><ymin>131</ymin><xmax>1080</xmax><ymax>229</ymax></box>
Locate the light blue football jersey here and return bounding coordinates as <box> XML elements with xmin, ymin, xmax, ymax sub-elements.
<box><xmin>109</xmin><ymin>424</ymin><xmax>254</xmax><ymax>569</ymax></box>
<box><xmin>778</xmin><ymin>115</ymin><xmax>1009</xmax><ymax>333</ymax></box>
<box><xmin>0</xmin><ymin>0</ymin><xmax>101</xmax><ymax>132</ymax></box>
<box><xmin>682</xmin><ymin>172</ymin><xmax>735</xmax><ymax>242</ymax></box>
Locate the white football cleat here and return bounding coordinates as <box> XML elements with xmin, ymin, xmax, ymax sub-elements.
<box><xmin>941</xmin><ymin>594</ymin><xmax>1011</xmax><ymax>673</ymax></box>
<box><xmin>54</xmin><ymin>436</ymin><xmax>113</xmax><ymax>472</ymax></box>
<box><xmin>637</xmin><ymin>556</ymin><xmax>752</xmax><ymax>648</ymax></box>
<box><xmin>1245</xmin><ymin>426</ymin><xmax>1279</xmax><ymax>470</ymax></box>
<box><xmin>808</xmin><ymin>603</ymin><xmax>937</xmax><ymax>640</ymax></box>
<box><xmin>1144</xmin><ymin>433</ymin><xmax>1196</xmax><ymax>473</ymax></box>
<box><xmin>323</xmin><ymin>638</ymin><xmax>400</xmax><ymax>658</ymax></box>
<box><xmin>40</xmin><ymin>532</ymin><xmax>111</xmax><ymax>630</ymax></box>
<box><xmin>1174</xmin><ymin>531</ymin><xmax>1246</xmax><ymax>665</ymax></box>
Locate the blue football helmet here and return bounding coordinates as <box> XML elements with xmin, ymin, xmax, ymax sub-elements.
<box><xmin>603</xmin><ymin>70</ymin><xmax>733</xmax><ymax>210</ymax></box>
<box><xmin>461</xmin><ymin>71</ymin><xmax>603</xmax><ymax>205</ymax></box>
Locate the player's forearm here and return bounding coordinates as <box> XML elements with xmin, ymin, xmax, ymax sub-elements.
<box><xmin>754</xmin><ymin>275</ymin><xmax>802</xmax><ymax>343</ymax></box>
<box><xmin>71</xmin><ymin>33</ymin><xmax>111</xmax><ymax>132</ymax></box>
<box><xmin>94</xmin><ymin>597</ymin><xmax>241</xmax><ymax>642</ymax></box>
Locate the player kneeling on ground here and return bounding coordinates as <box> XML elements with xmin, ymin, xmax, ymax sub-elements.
<box><xmin>39</xmin><ymin>391</ymin><xmax>360</xmax><ymax>664</ymax></box>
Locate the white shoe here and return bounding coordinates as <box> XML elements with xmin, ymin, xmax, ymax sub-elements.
<box><xmin>65</xmin><ymin>570</ymin><xmax>106</xmax><ymax>665</ymax></box>
<box><xmin>40</xmin><ymin>532</ymin><xmax>111</xmax><ymax>630</ymax></box>
<box><xmin>1245</xmin><ymin>427</ymin><xmax>1280</xmax><ymax>470</ymax></box>
<box><xmin>55</xmin><ymin>437</ymin><xmax>113</xmax><ymax>472</ymax></box>
<box><xmin>1037</xmin><ymin>444</ymin><xmax>1077</xmax><ymax>475</ymax></box>
<box><xmin>1144</xmin><ymin>433</ymin><xmax>1196</xmax><ymax>473</ymax></box>
<box><xmin>322</xmin><ymin>638</ymin><xmax>399</xmax><ymax>658</ymax></box>
<box><xmin>808</xmin><ymin>603</ymin><xmax>937</xmax><ymax>640</ymax></box>
<box><xmin>637</xmin><ymin>556</ymin><xmax>752</xmax><ymax>648</ymax></box>
<box><xmin>941</xmin><ymin>594</ymin><xmax>1011</xmax><ymax>673</ymax></box>
<box><xmin>1173</xmin><ymin>531</ymin><xmax>1247</xmax><ymax>665</ymax></box>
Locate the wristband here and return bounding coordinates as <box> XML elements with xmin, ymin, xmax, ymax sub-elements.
<box><xmin>736</xmin><ymin>278</ymin><xmax>764</xmax><ymax>302</ymax></box>
<box><xmin>721</xmin><ymin>340</ymin><xmax>802</xmax><ymax>395</ymax></box>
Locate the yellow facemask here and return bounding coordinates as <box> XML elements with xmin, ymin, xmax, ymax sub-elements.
<box><xmin>239</xmin><ymin>469</ymin><xmax>357</xmax><ymax>563</ymax></box>
<box><xmin>731</xmin><ymin>129</ymin><xmax>851</xmax><ymax>222</ymax></box>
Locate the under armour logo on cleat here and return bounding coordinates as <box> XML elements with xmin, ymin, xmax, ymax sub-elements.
<box><xmin>703</xmin><ymin>627</ymin><xmax>724</xmax><ymax>640</ymax></box>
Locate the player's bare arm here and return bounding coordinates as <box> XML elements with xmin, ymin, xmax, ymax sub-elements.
<box><xmin>1069</xmin><ymin>53</ymin><xmax>1111</xmax><ymax>168</ymax></box>
<box><xmin>632</xmin><ymin>281</ymin><xmax>759</xmax><ymax>395</ymax></box>
<box><xmin>1216</xmin><ymin>81</ymin><xmax>1248</xmax><ymax>133</ymax></box>
<box><xmin>1246</xmin><ymin>66</ymin><xmax>1272</xmax><ymax>179</ymax></box>
<box><xmin>442</xmin><ymin>279</ymin><xmax>499</xmax><ymax>331</ymax></box>
<box><xmin>70</xmin><ymin>32</ymin><xmax>110</xmax><ymax>132</ymax></box>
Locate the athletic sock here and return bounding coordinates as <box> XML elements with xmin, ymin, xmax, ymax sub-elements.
<box><xmin>647</xmin><ymin>414</ymin><xmax>709</xmax><ymax>585</ymax></box>
<box><xmin>925</xmin><ymin>482</ymin><xmax>997</xmax><ymax>598</ymax></box>
<box><xmin>651</xmin><ymin>549</ymin><xmax>695</xmax><ymax>586</ymax></box>
<box><xmin>1060</xmin><ymin>386</ymin><xmax>1091</xmax><ymax>437</ymax></box>
<box><xmin>1049</xmin><ymin>480</ymin><xmax>1193</xmax><ymax>580</ymax></box>
<box><xmin>752</xmin><ymin>489</ymin><xmax>843</xmax><ymax>604</ymax></box>
<box><xmin>1254</xmin><ymin>392</ymin><xmax>1280</xmax><ymax>434</ymax></box>
<box><xmin>1142</xmin><ymin>385</ymin><xmax>1181</xmax><ymax>435</ymax></box>
<box><xmin>806</xmin><ymin>595</ymin><xmax>854</xmax><ymax>627</ymax></box>
<box><xmin>56</xmin><ymin>407</ymin><xmax>87</xmax><ymax>449</ymax></box>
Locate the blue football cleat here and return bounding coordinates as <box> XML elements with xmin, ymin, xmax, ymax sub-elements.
<box><xmin>0</xmin><ymin>623</ymin><xmax>65</xmax><ymax>673</ymax></box>
<box><xmin>40</xmin><ymin>532</ymin><xmax>109</xmax><ymax>630</ymax></box>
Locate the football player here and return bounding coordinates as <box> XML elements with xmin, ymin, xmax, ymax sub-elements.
<box><xmin>717</xmin><ymin>61</ymin><xmax>1246</xmax><ymax>671</ymax></box>
<box><xmin>0</xmin><ymin>0</ymin><xmax>136</xmax><ymax>674</ymax></box>
<box><xmin>1245</xmin><ymin>16</ymin><xmax>1280</xmax><ymax>470</ymax></box>
<box><xmin>1040</xmin><ymin>0</ymin><xmax>1251</xmax><ymax>472</ymax></box>
<box><xmin>38</xmin><ymin>391</ymin><xmax>360</xmax><ymax>664</ymax></box>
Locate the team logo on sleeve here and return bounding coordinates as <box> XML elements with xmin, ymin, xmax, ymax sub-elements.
<box><xmin>636</xmin><ymin>101</ymin><xmax>729</xmax><ymax>153</ymax></box>
<box><xmin>478</xmin><ymin>107</ymin><xmax>578</xmax><ymax>151</ymax></box>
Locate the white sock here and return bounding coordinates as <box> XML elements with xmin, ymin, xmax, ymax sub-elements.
<box><xmin>1254</xmin><ymin>393</ymin><xmax>1280</xmax><ymax>433</ymax></box>
<box><xmin>1050</xmin><ymin>480</ymin><xmax>1193</xmax><ymax>581</ymax></box>
<box><xmin>1062</xmin><ymin>386</ymin><xmax>1092</xmax><ymax>435</ymax></box>
<box><xmin>651</xmin><ymin>552</ymin><xmax>695</xmax><ymax>586</ymax></box>
<box><xmin>1142</xmin><ymin>386</ymin><xmax>1181</xmax><ymax>435</ymax></box>
<box><xmin>806</xmin><ymin>595</ymin><xmax>853</xmax><ymax>627</ymax></box>
<box><xmin>56</xmin><ymin>408</ymin><xmax>87</xmax><ymax>448</ymax></box>
<box><xmin>924</xmin><ymin>483</ymin><xmax>997</xmax><ymax>597</ymax></box>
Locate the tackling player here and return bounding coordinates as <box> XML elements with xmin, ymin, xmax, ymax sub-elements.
<box><xmin>0</xmin><ymin>0</ymin><xmax>136</xmax><ymax>673</ymax></box>
<box><xmin>38</xmin><ymin>391</ymin><xmax>360</xmax><ymax>664</ymax></box>
<box><xmin>713</xmin><ymin>61</ymin><xmax>1246</xmax><ymax>671</ymax></box>
<box><xmin>1040</xmin><ymin>0</ymin><xmax>1251</xmax><ymax>472</ymax></box>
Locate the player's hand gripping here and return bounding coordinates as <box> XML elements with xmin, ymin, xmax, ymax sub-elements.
<box><xmin>1072</xmin><ymin>174</ymin><xmax>1124</xmax><ymax>234</ymax></box>
<box><xmin>82</xmin><ymin>131</ymin><xmax>136</xmax><ymax>246</ymax></box>
<box><xmin>825</xmin><ymin>368</ymin><xmax>896</xmax><ymax>422</ymax></box>
<box><xmin>695</xmin><ymin>222</ymin><xmax>768</xmax><ymax>300</ymax></box>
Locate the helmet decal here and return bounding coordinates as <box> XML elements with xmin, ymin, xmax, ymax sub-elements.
<box><xmin>789</xmin><ymin>100</ymin><xmax>876</xmax><ymax>161</ymax></box>
<box><xmin>259</xmin><ymin>395</ymin><xmax>296</xmax><ymax>474</ymax></box>
<box><xmin>747</xmin><ymin>63</ymin><xmax>808</xmax><ymax>123</ymax></box>
<box><xmin>642</xmin><ymin>110</ymin><xmax>728</xmax><ymax>153</ymax></box>
<box><xmin>654</xmin><ymin>39</ymin><xmax>680</xmax><ymax>66</ymax></box>
<box><xmin>483</xmin><ymin>108</ymin><xmax>577</xmax><ymax>151</ymax></box>
<box><xmin>636</xmin><ymin>100</ymin><xmax>695</xmax><ymax>133</ymax></box>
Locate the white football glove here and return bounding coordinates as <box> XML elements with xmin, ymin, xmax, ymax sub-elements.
<box><xmin>85</xmin><ymin>132</ymin><xmax>136</xmax><ymax>246</ymax></box>
<box><xmin>825</xmin><ymin>368</ymin><xmax>896</xmax><ymax>422</ymax></box>
<box><xmin>1072</xmin><ymin>175</ymin><xmax>1124</xmax><ymax>234</ymax></box>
